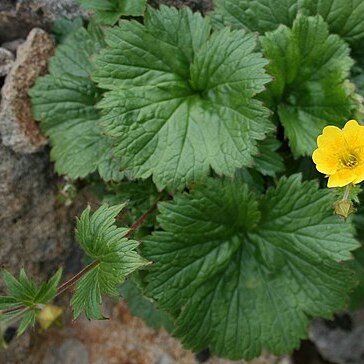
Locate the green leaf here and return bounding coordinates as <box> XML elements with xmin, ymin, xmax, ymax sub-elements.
<box><xmin>1</xmin><ymin>269</ymin><xmax>62</xmax><ymax>307</ymax></box>
<box><xmin>303</xmin><ymin>0</ymin><xmax>364</xmax><ymax>50</ymax></box>
<box><xmin>29</xmin><ymin>25</ymin><xmax>122</xmax><ymax>181</ymax></box>
<box><xmin>94</xmin><ymin>6</ymin><xmax>272</xmax><ymax>190</ymax></box>
<box><xmin>142</xmin><ymin>175</ymin><xmax>359</xmax><ymax>360</ymax></box>
<box><xmin>253</xmin><ymin>134</ymin><xmax>284</xmax><ymax>176</ymax></box>
<box><xmin>52</xmin><ymin>16</ymin><xmax>84</xmax><ymax>43</ymax></box>
<box><xmin>347</xmin><ymin>246</ymin><xmax>364</xmax><ymax>310</ymax></box>
<box><xmin>120</xmin><ymin>279</ymin><xmax>174</xmax><ymax>331</ymax></box>
<box><xmin>0</xmin><ymin>297</ymin><xmax>20</xmax><ymax>321</ymax></box>
<box><xmin>34</xmin><ymin>269</ymin><xmax>63</xmax><ymax>303</ymax></box>
<box><xmin>100</xmin><ymin>179</ymin><xmax>160</xmax><ymax>230</ymax></box>
<box><xmin>352</xmin><ymin>65</ymin><xmax>364</xmax><ymax>97</ymax></box>
<box><xmin>71</xmin><ymin>204</ymin><xmax>149</xmax><ymax>320</ymax></box>
<box><xmin>0</xmin><ymin>297</ymin><xmax>18</xmax><ymax>309</ymax></box>
<box><xmin>261</xmin><ymin>15</ymin><xmax>355</xmax><ymax>158</ymax></box>
<box><xmin>77</xmin><ymin>0</ymin><xmax>146</xmax><ymax>24</ymax></box>
<box><xmin>0</xmin><ymin>269</ymin><xmax>63</xmax><ymax>334</ymax></box>
<box><xmin>347</xmin><ymin>197</ymin><xmax>364</xmax><ymax>310</ymax></box>
<box><xmin>210</xmin><ymin>0</ymin><xmax>251</xmax><ymax>31</ymax></box>
<box><xmin>211</xmin><ymin>0</ymin><xmax>302</xmax><ymax>32</ymax></box>
<box><xmin>212</xmin><ymin>0</ymin><xmax>364</xmax><ymax>59</ymax></box>
<box><xmin>3</xmin><ymin>270</ymin><xmax>36</xmax><ymax>305</ymax></box>
<box><xmin>17</xmin><ymin>310</ymin><xmax>37</xmax><ymax>336</ymax></box>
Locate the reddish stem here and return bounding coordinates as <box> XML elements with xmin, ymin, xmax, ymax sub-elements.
<box><xmin>126</xmin><ymin>203</ymin><xmax>158</xmax><ymax>238</ymax></box>
<box><xmin>0</xmin><ymin>305</ymin><xmax>26</xmax><ymax>315</ymax></box>
<box><xmin>56</xmin><ymin>260</ymin><xmax>99</xmax><ymax>297</ymax></box>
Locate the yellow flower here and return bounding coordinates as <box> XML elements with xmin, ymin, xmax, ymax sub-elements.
<box><xmin>312</xmin><ymin>120</ymin><xmax>364</xmax><ymax>188</ymax></box>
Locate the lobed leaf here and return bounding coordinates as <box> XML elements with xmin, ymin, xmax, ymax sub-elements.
<box><xmin>71</xmin><ymin>204</ymin><xmax>149</xmax><ymax>320</ymax></box>
<box><xmin>94</xmin><ymin>6</ymin><xmax>272</xmax><ymax>190</ymax></box>
<box><xmin>143</xmin><ymin>175</ymin><xmax>359</xmax><ymax>359</ymax></box>
<box><xmin>261</xmin><ymin>15</ymin><xmax>356</xmax><ymax>157</ymax></box>
<box><xmin>29</xmin><ymin>25</ymin><xmax>122</xmax><ymax>181</ymax></box>
<box><xmin>304</xmin><ymin>0</ymin><xmax>364</xmax><ymax>50</ymax></box>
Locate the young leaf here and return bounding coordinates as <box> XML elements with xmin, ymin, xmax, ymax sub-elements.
<box><xmin>29</xmin><ymin>24</ymin><xmax>123</xmax><ymax>181</ymax></box>
<box><xmin>0</xmin><ymin>296</ymin><xmax>20</xmax><ymax>321</ymax></box>
<box><xmin>34</xmin><ymin>268</ymin><xmax>63</xmax><ymax>304</ymax></box>
<box><xmin>71</xmin><ymin>204</ymin><xmax>149</xmax><ymax>320</ymax></box>
<box><xmin>142</xmin><ymin>175</ymin><xmax>359</xmax><ymax>360</ymax></box>
<box><xmin>261</xmin><ymin>15</ymin><xmax>356</xmax><ymax>158</ymax></box>
<box><xmin>77</xmin><ymin>0</ymin><xmax>146</xmax><ymax>25</ymax></box>
<box><xmin>2</xmin><ymin>269</ymin><xmax>62</xmax><ymax>307</ymax></box>
<box><xmin>17</xmin><ymin>310</ymin><xmax>37</xmax><ymax>337</ymax></box>
<box><xmin>0</xmin><ymin>269</ymin><xmax>63</xmax><ymax>335</ymax></box>
<box><xmin>94</xmin><ymin>6</ymin><xmax>272</xmax><ymax>190</ymax></box>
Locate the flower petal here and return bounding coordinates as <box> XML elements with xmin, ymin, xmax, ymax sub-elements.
<box><xmin>327</xmin><ymin>169</ymin><xmax>356</xmax><ymax>188</ymax></box>
<box><xmin>342</xmin><ymin>119</ymin><xmax>364</xmax><ymax>148</ymax></box>
<box><xmin>317</xmin><ymin>125</ymin><xmax>344</xmax><ymax>152</ymax></box>
<box><xmin>352</xmin><ymin>164</ymin><xmax>364</xmax><ymax>184</ymax></box>
<box><xmin>312</xmin><ymin>148</ymin><xmax>339</xmax><ymax>174</ymax></box>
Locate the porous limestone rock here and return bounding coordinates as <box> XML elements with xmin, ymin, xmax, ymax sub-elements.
<box><xmin>0</xmin><ymin>28</ymin><xmax>54</xmax><ymax>153</ymax></box>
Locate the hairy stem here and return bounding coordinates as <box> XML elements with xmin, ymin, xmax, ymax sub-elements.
<box><xmin>343</xmin><ymin>183</ymin><xmax>352</xmax><ymax>201</ymax></box>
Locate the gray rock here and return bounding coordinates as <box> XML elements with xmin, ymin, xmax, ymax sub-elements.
<box><xmin>42</xmin><ymin>339</ymin><xmax>89</xmax><ymax>364</ymax></box>
<box><xmin>0</xmin><ymin>142</ymin><xmax>76</xmax><ymax>363</ymax></box>
<box><xmin>0</xmin><ymin>47</ymin><xmax>14</xmax><ymax>76</ymax></box>
<box><xmin>0</xmin><ymin>0</ymin><xmax>87</xmax><ymax>44</ymax></box>
<box><xmin>309</xmin><ymin>311</ymin><xmax>364</xmax><ymax>364</ymax></box>
<box><xmin>24</xmin><ymin>0</ymin><xmax>88</xmax><ymax>21</ymax></box>
<box><xmin>0</xmin><ymin>143</ymin><xmax>75</xmax><ymax>287</ymax></box>
<box><xmin>0</xmin><ymin>28</ymin><xmax>54</xmax><ymax>153</ymax></box>
<box><xmin>2</xmin><ymin>38</ymin><xmax>25</xmax><ymax>54</ymax></box>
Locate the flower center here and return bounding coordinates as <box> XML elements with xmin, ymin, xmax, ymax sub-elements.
<box><xmin>341</xmin><ymin>153</ymin><xmax>359</xmax><ymax>168</ymax></box>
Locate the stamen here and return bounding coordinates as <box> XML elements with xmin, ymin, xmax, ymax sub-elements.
<box><xmin>341</xmin><ymin>153</ymin><xmax>358</xmax><ymax>168</ymax></box>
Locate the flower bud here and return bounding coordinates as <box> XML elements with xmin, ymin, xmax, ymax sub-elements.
<box><xmin>37</xmin><ymin>304</ymin><xmax>63</xmax><ymax>330</ymax></box>
<box><xmin>334</xmin><ymin>200</ymin><xmax>356</xmax><ymax>219</ymax></box>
